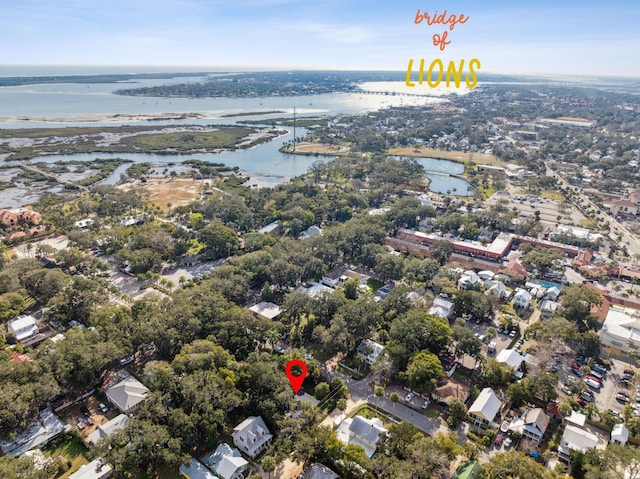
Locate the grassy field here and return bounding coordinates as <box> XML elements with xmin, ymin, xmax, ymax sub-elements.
<box><xmin>388</xmin><ymin>146</ymin><xmax>501</xmax><ymax>166</ymax></box>
<box><xmin>541</xmin><ymin>190</ymin><xmax>565</xmax><ymax>201</ymax></box>
<box><xmin>45</xmin><ymin>434</ymin><xmax>89</xmax><ymax>479</ymax></box>
<box><xmin>122</xmin><ymin>128</ymin><xmax>256</xmax><ymax>151</ymax></box>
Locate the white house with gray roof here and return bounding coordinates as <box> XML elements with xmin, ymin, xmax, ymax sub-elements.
<box><xmin>88</xmin><ymin>414</ymin><xmax>130</xmax><ymax>447</ymax></box>
<box><xmin>200</xmin><ymin>443</ymin><xmax>248</xmax><ymax>479</ymax></box>
<box><xmin>336</xmin><ymin>416</ymin><xmax>387</xmax><ymax>458</ymax></box>
<box><xmin>232</xmin><ymin>416</ymin><xmax>272</xmax><ymax>459</ymax></box>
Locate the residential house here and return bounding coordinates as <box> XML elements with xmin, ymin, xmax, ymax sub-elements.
<box><xmin>297</xmin><ymin>282</ymin><xmax>334</xmax><ymax>299</ymax></box>
<box><xmin>432</xmin><ymin>378</ymin><xmax>470</xmax><ymax>406</ymax></box>
<box><xmin>513</xmin><ymin>288</ymin><xmax>532</xmax><ymax>309</ymax></box>
<box><xmin>468</xmin><ymin>388</ymin><xmax>502</xmax><ymax>427</ymax></box>
<box><xmin>0</xmin><ymin>209</ymin><xmax>18</xmax><ymax>228</ymax></box>
<box><xmin>180</xmin><ymin>457</ymin><xmax>217</xmax><ymax>479</ymax></box>
<box><xmin>232</xmin><ymin>416</ymin><xmax>272</xmax><ymax>459</ymax></box>
<box><xmin>299</xmin><ymin>225</ymin><xmax>323</xmax><ymax>240</ymax></box>
<box><xmin>558</xmin><ymin>425</ymin><xmax>601</xmax><ymax>462</ymax></box>
<box><xmin>298</xmin><ymin>463</ymin><xmax>340</xmax><ymax>479</ymax></box>
<box><xmin>336</xmin><ymin>416</ymin><xmax>387</xmax><ymax>458</ymax></box>
<box><xmin>322</xmin><ymin>265</ymin><xmax>368</xmax><ymax>289</ymax></box>
<box><xmin>104</xmin><ymin>376</ymin><xmax>149</xmax><ymax>413</ymax></box>
<box><xmin>7</xmin><ymin>315</ymin><xmax>39</xmax><ymax>344</ymax></box>
<box><xmin>357</xmin><ymin>339</ymin><xmax>384</xmax><ymax>365</ymax></box>
<box><xmin>248</xmin><ymin>302</ymin><xmax>282</xmax><ymax>321</ymax></box>
<box><xmin>69</xmin><ymin>459</ymin><xmax>113</xmax><ymax>479</ymax></box>
<box><xmin>428</xmin><ymin>297</ymin><xmax>454</xmax><ymax>319</ymax></box>
<box><xmin>458</xmin><ymin>270</ymin><xmax>480</xmax><ymax>290</ymax></box>
<box><xmin>74</xmin><ymin>218</ymin><xmax>96</xmax><ymax>229</ymax></box>
<box><xmin>0</xmin><ymin>207</ymin><xmax>42</xmax><ymax>228</ymax></box>
<box><xmin>540</xmin><ymin>299</ymin><xmax>561</xmax><ymax>319</ymax></box>
<box><xmin>610</xmin><ymin>423</ymin><xmax>629</xmax><ymax>446</ymax></box>
<box><xmin>544</xmin><ymin>286</ymin><xmax>562</xmax><ymax>302</ymax></box>
<box><xmin>477</xmin><ymin>270</ymin><xmax>495</xmax><ymax>281</ymax></box>
<box><xmin>257</xmin><ymin>221</ymin><xmax>283</xmax><ymax>237</ymax></box>
<box><xmin>508</xmin><ymin>408</ymin><xmax>550</xmax><ymax>445</ymax></box>
<box><xmin>485</xmin><ymin>281</ymin><xmax>508</xmax><ymax>300</ymax></box>
<box><xmin>495</xmin><ymin>349</ymin><xmax>525</xmax><ymax>377</ymax></box>
<box><xmin>0</xmin><ymin>408</ymin><xmax>65</xmax><ymax>457</ymax></box>
<box><xmin>200</xmin><ymin>443</ymin><xmax>249</xmax><ymax>479</ymax></box>
<box><xmin>88</xmin><ymin>414</ymin><xmax>130</xmax><ymax>447</ymax></box>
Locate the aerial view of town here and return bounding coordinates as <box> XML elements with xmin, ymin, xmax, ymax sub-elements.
<box><xmin>1</xmin><ymin>2</ymin><xmax>640</xmax><ymax>479</ymax></box>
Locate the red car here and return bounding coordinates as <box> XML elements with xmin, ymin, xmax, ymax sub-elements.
<box><xmin>494</xmin><ymin>433</ymin><xmax>506</xmax><ymax>447</ymax></box>
<box><xmin>577</xmin><ymin>397</ymin><xmax>588</xmax><ymax>407</ymax></box>
<box><xmin>585</xmin><ymin>374</ymin><xmax>601</xmax><ymax>383</ymax></box>
<box><xmin>624</xmin><ymin>369</ymin><xmax>635</xmax><ymax>376</ymax></box>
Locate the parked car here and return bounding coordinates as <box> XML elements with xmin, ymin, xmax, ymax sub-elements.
<box><xmin>616</xmin><ymin>393</ymin><xmax>630</xmax><ymax>404</ymax></box>
<box><xmin>579</xmin><ymin>392</ymin><xmax>594</xmax><ymax>403</ymax></box>
<box><xmin>592</xmin><ymin>364</ymin><xmax>607</xmax><ymax>374</ymax></box>
<box><xmin>561</xmin><ymin>384</ymin><xmax>572</xmax><ymax>395</ymax></box>
<box><xmin>571</xmin><ymin>368</ymin><xmax>584</xmax><ymax>378</ymax></box>
<box><xmin>509</xmin><ymin>330</ymin><xmax>517</xmax><ymax>338</ymax></box>
<box><xmin>623</xmin><ymin>373</ymin><xmax>635</xmax><ymax>382</ymax></box>
<box><xmin>577</xmin><ymin>397</ymin><xmax>588</xmax><ymax>407</ymax></box>
<box><xmin>421</xmin><ymin>400</ymin><xmax>430</xmax><ymax>409</ymax></box>
<box><xmin>585</xmin><ymin>374</ymin><xmax>601</xmax><ymax>383</ymax></box>
<box><xmin>503</xmin><ymin>437</ymin><xmax>513</xmax><ymax>449</ymax></box>
<box><xmin>494</xmin><ymin>434</ymin><xmax>505</xmax><ymax>447</ymax></box>
<box><xmin>405</xmin><ymin>392</ymin><xmax>415</xmax><ymax>402</ymax></box>
<box><xmin>99</xmin><ymin>403</ymin><xmax>109</xmax><ymax>413</ymax></box>
<box><xmin>119</xmin><ymin>355</ymin><xmax>134</xmax><ymax>366</ymax></box>
<box><xmin>609</xmin><ymin>409</ymin><xmax>622</xmax><ymax>419</ymax></box>
<box><xmin>584</xmin><ymin>378</ymin><xmax>601</xmax><ymax>390</ymax></box>
<box><xmin>623</xmin><ymin>368</ymin><xmax>635</xmax><ymax>376</ymax></box>
<box><xmin>80</xmin><ymin>405</ymin><xmax>91</xmax><ymax>417</ymax></box>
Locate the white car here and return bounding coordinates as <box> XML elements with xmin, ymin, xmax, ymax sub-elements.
<box><xmin>421</xmin><ymin>400</ymin><xmax>430</xmax><ymax>409</ymax></box>
<box><xmin>405</xmin><ymin>392</ymin><xmax>415</xmax><ymax>402</ymax></box>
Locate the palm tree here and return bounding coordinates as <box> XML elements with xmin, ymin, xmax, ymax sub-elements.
<box><xmin>261</xmin><ymin>456</ymin><xmax>276</xmax><ymax>479</ymax></box>
<box><xmin>584</xmin><ymin>403</ymin><xmax>599</xmax><ymax>421</ymax></box>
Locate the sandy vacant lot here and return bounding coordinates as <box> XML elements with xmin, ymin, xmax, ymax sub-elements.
<box><xmin>292</xmin><ymin>142</ymin><xmax>349</xmax><ymax>155</ymax></box>
<box><xmin>123</xmin><ymin>178</ymin><xmax>207</xmax><ymax>212</ymax></box>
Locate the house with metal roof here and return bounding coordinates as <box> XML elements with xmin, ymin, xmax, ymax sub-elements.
<box><xmin>558</xmin><ymin>425</ymin><xmax>601</xmax><ymax>462</ymax></box>
<box><xmin>88</xmin><ymin>414</ymin><xmax>130</xmax><ymax>447</ymax></box>
<box><xmin>232</xmin><ymin>416</ymin><xmax>272</xmax><ymax>459</ymax></box>
<box><xmin>336</xmin><ymin>415</ymin><xmax>387</xmax><ymax>458</ymax></box>
<box><xmin>200</xmin><ymin>443</ymin><xmax>248</xmax><ymax>479</ymax></box>
<box><xmin>508</xmin><ymin>408</ymin><xmax>550</xmax><ymax>445</ymax></box>
<box><xmin>69</xmin><ymin>459</ymin><xmax>112</xmax><ymax>479</ymax></box>
<box><xmin>180</xmin><ymin>457</ymin><xmax>216</xmax><ymax>479</ymax></box>
<box><xmin>468</xmin><ymin>388</ymin><xmax>502</xmax><ymax>427</ymax></box>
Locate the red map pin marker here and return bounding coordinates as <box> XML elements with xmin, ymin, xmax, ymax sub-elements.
<box><xmin>285</xmin><ymin>359</ymin><xmax>308</xmax><ymax>394</ymax></box>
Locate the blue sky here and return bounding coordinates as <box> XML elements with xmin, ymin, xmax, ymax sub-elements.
<box><xmin>1</xmin><ymin>0</ymin><xmax>639</xmax><ymax>76</ymax></box>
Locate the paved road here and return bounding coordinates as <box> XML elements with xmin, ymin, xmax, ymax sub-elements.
<box><xmin>325</xmin><ymin>368</ymin><xmax>449</xmax><ymax>437</ymax></box>
<box><xmin>546</xmin><ymin>163</ymin><xmax>640</xmax><ymax>257</ymax></box>
<box><xmin>21</xmin><ymin>164</ymin><xmax>89</xmax><ymax>191</ymax></box>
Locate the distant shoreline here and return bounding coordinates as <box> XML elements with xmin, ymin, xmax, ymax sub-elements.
<box><xmin>220</xmin><ymin>110</ymin><xmax>285</xmax><ymax>118</ymax></box>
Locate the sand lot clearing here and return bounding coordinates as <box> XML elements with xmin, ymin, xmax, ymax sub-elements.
<box><xmin>291</xmin><ymin>141</ymin><xmax>349</xmax><ymax>155</ymax></box>
<box><xmin>388</xmin><ymin>146</ymin><xmax>500</xmax><ymax>166</ymax></box>
<box><xmin>125</xmin><ymin>178</ymin><xmax>208</xmax><ymax>212</ymax></box>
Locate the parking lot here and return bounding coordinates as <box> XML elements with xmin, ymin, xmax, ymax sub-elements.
<box><xmin>553</xmin><ymin>354</ymin><xmax>635</xmax><ymax>417</ymax></box>
<box><xmin>486</xmin><ymin>189</ymin><xmax>588</xmax><ymax>227</ymax></box>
